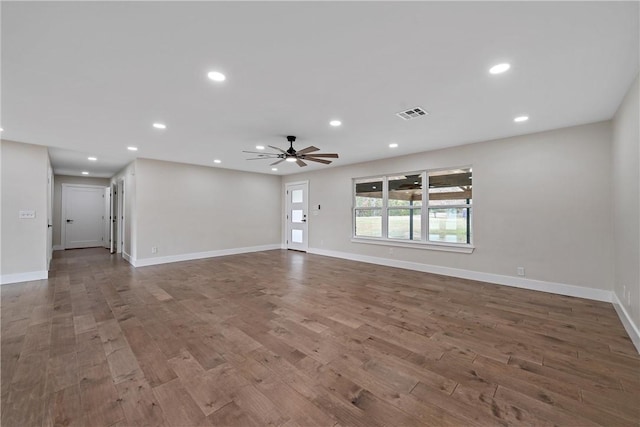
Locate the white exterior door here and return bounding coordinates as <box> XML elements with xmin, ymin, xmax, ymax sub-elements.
<box><xmin>62</xmin><ymin>185</ymin><xmax>105</xmax><ymax>249</ymax></box>
<box><xmin>286</xmin><ymin>182</ymin><xmax>308</xmax><ymax>252</ymax></box>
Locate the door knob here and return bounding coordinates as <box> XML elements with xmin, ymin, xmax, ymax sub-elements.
<box><xmin>66</xmin><ymin>219</ymin><xmax>74</xmax><ymax>223</ymax></box>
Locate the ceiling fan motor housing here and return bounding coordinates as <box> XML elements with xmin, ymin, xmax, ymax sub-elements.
<box><xmin>286</xmin><ymin>135</ymin><xmax>297</xmax><ymax>155</ymax></box>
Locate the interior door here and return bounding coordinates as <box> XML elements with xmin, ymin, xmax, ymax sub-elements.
<box><xmin>104</xmin><ymin>187</ymin><xmax>111</xmax><ymax>249</ymax></box>
<box><xmin>62</xmin><ymin>185</ymin><xmax>105</xmax><ymax>249</ymax></box>
<box><xmin>286</xmin><ymin>182</ymin><xmax>309</xmax><ymax>252</ymax></box>
<box><xmin>47</xmin><ymin>168</ymin><xmax>53</xmax><ymax>267</ymax></box>
<box><xmin>110</xmin><ymin>183</ymin><xmax>117</xmax><ymax>253</ymax></box>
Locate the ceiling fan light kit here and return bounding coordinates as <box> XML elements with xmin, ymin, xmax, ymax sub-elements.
<box><xmin>243</xmin><ymin>135</ymin><xmax>339</xmax><ymax>167</ymax></box>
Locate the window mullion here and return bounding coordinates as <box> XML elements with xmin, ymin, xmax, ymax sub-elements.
<box><xmin>422</xmin><ymin>171</ymin><xmax>428</xmax><ymax>242</ymax></box>
<box><xmin>382</xmin><ymin>176</ymin><xmax>389</xmax><ymax>239</ymax></box>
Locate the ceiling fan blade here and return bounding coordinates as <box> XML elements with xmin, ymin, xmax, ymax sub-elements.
<box><xmin>246</xmin><ymin>157</ymin><xmax>277</xmax><ymax>160</ymax></box>
<box><xmin>296</xmin><ymin>146</ymin><xmax>320</xmax><ymax>155</ymax></box>
<box><xmin>296</xmin><ymin>158</ymin><xmax>308</xmax><ymax>167</ymax></box>
<box><xmin>302</xmin><ymin>153</ymin><xmax>338</xmax><ymax>158</ymax></box>
<box><xmin>303</xmin><ymin>157</ymin><xmax>332</xmax><ymax>165</ymax></box>
<box><xmin>270</xmin><ymin>158</ymin><xmax>286</xmax><ymax>166</ymax></box>
<box><xmin>268</xmin><ymin>145</ymin><xmax>287</xmax><ymax>154</ymax></box>
<box><xmin>242</xmin><ymin>150</ymin><xmax>280</xmax><ymax>156</ymax></box>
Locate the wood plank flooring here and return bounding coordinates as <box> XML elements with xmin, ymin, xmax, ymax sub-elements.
<box><xmin>1</xmin><ymin>248</ymin><xmax>638</xmax><ymax>426</ymax></box>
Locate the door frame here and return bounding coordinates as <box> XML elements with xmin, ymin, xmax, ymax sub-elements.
<box><xmin>285</xmin><ymin>180</ymin><xmax>309</xmax><ymax>252</ymax></box>
<box><xmin>61</xmin><ymin>183</ymin><xmax>107</xmax><ymax>250</ymax></box>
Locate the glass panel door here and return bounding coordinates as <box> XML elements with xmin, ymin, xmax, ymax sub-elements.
<box><xmin>286</xmin><ymin>182</ymin><xmax>308</xmax><ymax>251</ymax></box>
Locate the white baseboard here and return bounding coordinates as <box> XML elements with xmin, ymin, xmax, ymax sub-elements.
<box><xmin>612</xmin><ymin>292</ymin><xmax>640</xmax><ymax>353</ymax></box>
<box><xmin>0</xmin><ymin>270</ymin><xmax>48</xmax><ymax>285</ymax></box>
<box><xmin>133</xmin><ymin>244</ymin><xmax>282</xmax><ymax>268</ymax></box>
<box><xmin>307</xmin><ymin>248</ymin><xmax>613</xmax><ymax>303</ymax></box>
<box><xmin>122</xmin><ymin>251</ymin><xmax>133</xmax><ymax>264</ymax></box>
<box><xmin>53</xmin><ymin>245</ymin><xmax>64</xmax><ymax>251</ymax></box>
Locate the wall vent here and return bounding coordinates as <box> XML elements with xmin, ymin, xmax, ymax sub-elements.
<box><xmin>396</xmin><ymin>107</ymin><xmax>428</xmax><ymax>120</ymax></box>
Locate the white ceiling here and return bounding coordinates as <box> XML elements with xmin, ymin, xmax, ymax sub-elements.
<box><xmin>2</xmin><ymin>1</ymin><xmax>638</xmax><ymax>178</ymax></box>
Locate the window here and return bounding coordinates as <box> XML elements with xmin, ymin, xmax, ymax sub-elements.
<box><xmin>353</xmin><ymin>167</ymin><xmax>472</xmax><ymax>250</ymax></box>
<box><xmin>354</xmin><ymin>177</ymin><xmax>383</xmax><ymax>237</ymax></box>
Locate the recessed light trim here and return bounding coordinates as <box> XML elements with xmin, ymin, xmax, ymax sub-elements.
<box><xmin>207</xmin><ymin>71</ymin><xmax>226</xmax><ymax>82</ymax></box>
<box><xmin>81</xmin><ymin>171</ymin><xmax>89</xmax><ymax>175</ymax></box>
<box><xmin>514</xmin><ymin>115</ymin><xmax>529</xmax><ymax>122</ymax></box>
<box><xmin>329</xmin><ymin>120</ymin><xmax>342</xmax><ymax>127</ymax></box>
<box><xmin>271</xmin><ymin>168</ymin><xmax>278</xmax><ymax>171</ymax></box>
<box><xmin>127</xmin><ymin>146</ymin><xmax>138</xmax><ymax>151</ymax></box>
<box><xmin>213</xmin><ymin>159</ymin><xmax>222</xmax><ymax>164</ymax></box>
<box><xmin>88</xmin><ymin>157</ymin><xmax>97</xmax><ymax>161</ymax></box>
<box><xmin>389</xmin><ymin>143</ymin><xmax>398</xmax><ymax>148</ymax></box>
<box><xmin>489</xmin><ymin>63</ymin><xmax>511</xmax><ymax>74</ymax></box>
<box><xmin>285</xmin><ymin>157</ymin><xmax>297</xmax><ymax>162</ymax></box>
<box><xmin>153</xmin><ymin>123</ymin><xmax>166</xmax><ymax>129</ymax></box>
<box><xmin>256</xmin><ymin>145</ymin><xmax>265</xmax><ymax>150</ymax></box>
<box><xmin>0</xmin><ymin>128</ymin><xmax>3</xmax><ymax>132</ymax></box>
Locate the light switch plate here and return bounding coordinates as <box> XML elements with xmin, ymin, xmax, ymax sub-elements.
<box><xmin>19</xmin><ymin>210</ymin><xmax>36</xmax><ymax>219</ymax></box>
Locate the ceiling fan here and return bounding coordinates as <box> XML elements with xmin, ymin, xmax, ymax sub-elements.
<box><xmin>243</xmin><ymin>135</ymin><xmax>339</xmax><ymax>167</ymax></box>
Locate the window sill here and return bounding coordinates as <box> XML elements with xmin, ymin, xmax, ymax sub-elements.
<box><xmin>351</xmin><ymin>237</ymin><xmax>475</xmax><ymax>253</ymax></box>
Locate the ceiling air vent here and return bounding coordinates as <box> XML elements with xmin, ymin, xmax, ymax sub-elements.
<box><xmin>396</xmin><ymin>107</ymin><xmax>429</xmax><ymax>120</ymax></box>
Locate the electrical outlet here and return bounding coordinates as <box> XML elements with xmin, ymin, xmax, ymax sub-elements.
<box><xmin>151</xmin><ymin>246</ymin><xmax>158</xmax><ymax>254</ymax></box>
<box><xmin>517</xmin><ymin>267</ymin><xmax>525</xmax><ymax>276</ymax></box>
<box><xmin>627</xmin><ymin>291</ymin><xmax>631</xmax><ymax>305</ymax></box>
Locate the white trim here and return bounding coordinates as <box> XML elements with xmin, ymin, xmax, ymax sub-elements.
<box><xmin>53</xmin><ymin>245</ymin><xmax>64</xmax><ymax>251</ymax></box>
<box><xmin>612</xmin><ymin>292</ymin><xmax>640</xmax><ymax>353</ymax></box>
<box><xmin>351</xmin><ymin>237</ymin><xmax>475</xmax><ymax>253</ymax></box>
<box><xmin>1</xmin><ymin>270</ymin><xmax>48</xmax><ymax>285</ymax></box>
<box><xmin>122</xmin><ymin>251</ymin><xmax>132</xmax><ymax>264</ymax></box>
<box><xmin>307</xmin><ymin>248</ymin><xmax>613</xmax><ymax>302</ymax></box>
<box><xmin>133</xmin><ymin>244</ymin><xmax>282</xmax><ymax>268</ymax></box>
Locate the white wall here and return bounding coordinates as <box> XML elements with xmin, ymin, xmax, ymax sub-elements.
<box><xmin>52</xmin><ymin>175</ymin><xmax>110</xmax><ymax>248</ymax></box>
<box><xmin>284</xmin><ymin>121</ymin><xmax>613</xmax><ymax>296</ymax></box>
<box><xmin>612</xmin><ymin>73</ymin><xmax>640</xmax><ymax>348</ymax></box>
<box><xmin>1</xmin><ymin>140</ymin><xmax>50</xmax><ymax>284</ymax></box>
<box><xmin>133</xmin><ymin>158</ymin><xmax>282</xmax><ymax>265</ymax></box>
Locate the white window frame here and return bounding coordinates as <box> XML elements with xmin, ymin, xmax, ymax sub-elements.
<box><xmin>352</xmin><ymin>166</ymin><xmax>474</xmax><ymax>253</ymax></box>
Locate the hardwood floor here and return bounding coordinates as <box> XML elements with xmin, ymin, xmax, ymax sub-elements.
<box><xmin>1</xmin><ymin>248</ymin><xmax>638</xmax><ymax>426</ymax></box>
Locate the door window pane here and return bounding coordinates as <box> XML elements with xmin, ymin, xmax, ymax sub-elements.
<box><xmin>292</xmin><ymin>229</ymin><xmax>303</xmax><ymax>243</ymax></box>
<box><xmin>355</xmin><ymin>209</ymin><xmax>382</xmax><ymax>237</ymax></box>
<box><xmin>291</xmin><ymin>189</ymin><xmax>303</xmax><ymax>203</ymax></box>
<box><xmin>388</xmin><ymin>208</ymin><xmax>421</xmax><ymax>240</ymax></box>
<box><xmin>428</xmin><ymin>207</ymin><xmax>470</xmax><ymax>243</ymax></box>
<box><xmin>291</xmin><ymin>210</ymin><xmax>304</xmax><ymax>223</ymax></box>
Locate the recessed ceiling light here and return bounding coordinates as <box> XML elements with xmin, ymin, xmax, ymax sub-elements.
<box><xmin>329</xmin><ymin>120</ymin><xmax>342</xmax><ymax>127</ymax></box>
<box><xmin>153</xmin><ymin>123</ymin><xmax>166</xmax><ymax>129</ymax></box>
<box><xmin>389</xmin><ymin>143</ymin><xmax>398</xmax><ymax>148</ymax></box>
<box><xmin>88</xmin><ymin>157</ymin><xmax>97</xmax><ymax>161</ymax></box>
<box><xmin>207</xmin><ymin>71</ymin><xmax>226</xmax><ymax>82</ymax></box>
<box><xmin>81</xmin><ymin>171</ymin><xmax>89</xmax><ymax>175</ymax></box>
<box><xmin>213</xmin><ymin>159</ymin><xmax>222</xmax><ymax>164</ymax></box>
<box><xmin>127</xmin><ymin>146</ymin><xmax>138</xmax><ymax>151</ymax></box>
<box><xmin>271</xmin><ymin>168</ymin><xmax>278</xmax><ymax>171</ymax></box>
<box><xmin>514</xmin><ymin>115</ymin><xmax>529</xmax><ymax>122</ymax></box>
<box><xmin>489</xmin><ymin>63</ymin><xmax>511</xmax><ymax>74</ymax></box>
<box><xmin>285</xmin><ymin>157</ymin><xmax>297</xmax><ymax>162</ymax></box>
<box><xmin>0</xmin><ymin>128</ymin><xmax>3</xmax><ymax>132</ymax></box>
<box><xmin>256</xmin><ymin>145</ymin><xmax>265</xmax><ymax>150</ymax></box>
